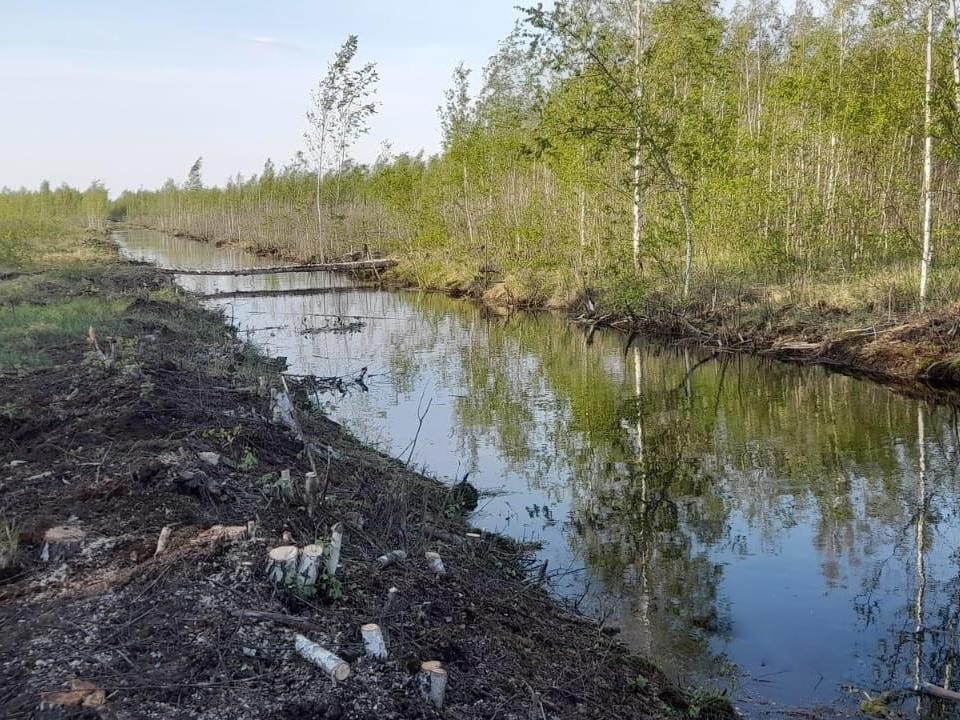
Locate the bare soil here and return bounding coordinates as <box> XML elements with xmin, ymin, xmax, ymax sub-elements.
<box><xmin>0</xmin><ymin>268</ymin><xmax>727</xmax><ymax>720</ymax></box>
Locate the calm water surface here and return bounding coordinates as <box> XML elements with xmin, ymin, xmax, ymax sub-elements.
<box><xmin>117</xmin><ymin>229</ymin><xmax>960</xmax><ymax>717</ymax></box>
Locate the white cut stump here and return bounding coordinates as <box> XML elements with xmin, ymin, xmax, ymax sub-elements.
<box><xmin>267</xmin><ymin>545</ymin><xmax>299</xmax><ymax>585</ymax></box>
<box><xmin>326</xmin><ymin>523</ymin><xmax>343</xmax><ymax>577</ymax></box>
<box><xmin>418</xmin><ymin>660</ymin><xmax>447</xmax><ymax>709</ymax></box>
<box><xmin>296</xmin><ymin>543</ymin><xmax>325</xmax><ymax>587</ymax></box>
<box><xmin>425</xmin><ymin>551</ymin><xmax>445</xmax><ymax>575</ymax></box>
<box><xmin>154</xmin><ymin>525</ymin><xmax>173</xmax><ymax>557</ymax></box>
<box><xmin>361</xmin><ymin>623</ymin><xmax>388</xmax><ymax>660</ymax></box>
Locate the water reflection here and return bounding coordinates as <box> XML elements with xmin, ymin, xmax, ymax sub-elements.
<box><xmin>115</xmin><ymin>229</ymin><xmax>960</xmax><ymax>717</ymax></box>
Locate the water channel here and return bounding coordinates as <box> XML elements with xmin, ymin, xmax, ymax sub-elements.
<box><xmin>117</xmin><ymin>227</ymin><xmax>960</xmax><ymax>717</ymax></box>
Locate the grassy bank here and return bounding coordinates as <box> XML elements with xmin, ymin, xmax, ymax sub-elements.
<box><xmin>0</xmin><ymin>232</ymin><xmax>735</xmax><ymax>718</ymax></box>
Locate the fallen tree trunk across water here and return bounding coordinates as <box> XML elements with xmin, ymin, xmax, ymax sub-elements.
<box><xmin>198</xmin><ymin>286</ymin><xmax>376</xmax><ymax>300</ymax></box>
<box><xmin>161</xmin><ymin>258</ymin><xmax>397</xmax><ymax>276</ymax></box>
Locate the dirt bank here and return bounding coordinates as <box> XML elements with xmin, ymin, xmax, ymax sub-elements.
<box><xmin>0</xmin><ymin>262</ymin><xmax>732</xmax><ymax>719</ymax></box>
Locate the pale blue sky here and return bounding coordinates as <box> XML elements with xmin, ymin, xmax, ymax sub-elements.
<box><xmin>0</xmin><ymin>1</ymin><xmax>522</xmax><ymax>193</ymax></box>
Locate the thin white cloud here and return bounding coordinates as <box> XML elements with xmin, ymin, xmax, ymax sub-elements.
<box><xmin>247</xmin><ymin>36</ymin><xmax>303</xmax><ymax>52</ymax></box>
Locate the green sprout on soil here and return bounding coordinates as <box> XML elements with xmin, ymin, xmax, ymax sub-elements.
<box><xmin>239</xmin><ymin>448</ymin><xmax>258</xmax><ymax>470</ymax></box>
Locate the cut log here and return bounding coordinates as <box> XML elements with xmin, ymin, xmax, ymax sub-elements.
<box><xmin>361</xmin><ymin>623</ymin><xmax>388</xmax><ymax>660</ymax></box>
<box><xmin>154</xmin><ymin>525</ymin><xmax>173</xmax><ymax>557</ymax></box>
<box><xmin>376</xmin><ymin>549</ymin><xmax>406</xmax><ymax>569</ymax></box>
<box><xmin>425</xmin><ymin>551</ymin><xmax>445</xmax><ymax>575</ymax></box>
<box><xmin>267</xmin><ymin>546</ymin><xmax>299</xmax><ymax>585</ymax></box>
<box><xmin>296</xmin><ymin>543</ymin><xmax>325</xmax><ymax>587</ymax></box>
<box><xmin>40</xmin><ymin>526</ymin><xmax>86</xmax><ymax>563</ymax></box>
<box><xmin>293</xmin><ymin>634</ymin><xmax>351</xmax><ymax>682</ymax></box>
<box><xmin>418</xmin><ymin>660</ymin><xmax>447</xmax><ymax>709</ymax></box>
<box><xmin>326</xmin><ymin>523</ymin><xmax>343</xmax><ymax>577</ymax></box>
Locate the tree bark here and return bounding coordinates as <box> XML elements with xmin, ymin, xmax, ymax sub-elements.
<box><xmin>40</xmin><ymin>526</ymin><xmax>85</xmax><ymax>563</ymax></box>
<box><xmin>920</xmin><ymin>0</ymin><xmax>936</xmax><ymax>311</ymax></box>
<box><xmin>418</xmin><ymin>661</ymin><xmax>447</xmax><ymax>709</ymax></box>
<box><xmin>294</xmin><ymin>634</ymin><xmax>351</xmax><ymax>682</ymax></box>
<box><xmin>267</xmin><ymin>546</ymin><xmax>299</xmax><ymax>585</ymax></box>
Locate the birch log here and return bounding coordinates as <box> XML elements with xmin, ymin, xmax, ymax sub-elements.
<box><xmin>293</xmin><ymin>634</ymin><xmax>351</xmax><ymax>682</ymax></box>
<box><xmin>418</xmin><ymin>660</ymin><xmax>447</xmax><ymax>709</ymax></box>
<box><xmin>326</xmin><ymin>523</ymin><xmax>343</xmax><ymax>577</ymax></box>
<box><xmin>360</xmin><ymin>623</ymin><xmax>388</xmax><ymax>660</ymax></box>
<box><xmin>267</xmin><ymin>545</ymin><xmax>299</xmax><ymax>585</ymax></box>
<box><xmin>377</xmin><ymin>549</ymin><xmax>406</xmax><ymax>569</ymax></box>
<box><xmin>40</xmin><ymin>526</ymin><xmax>86</xmax><ymax>563</ymax></box>
<box><xmin>425</xmin><ymin>551</ymin><xmax>445</xmax><ymax>575</ymax></box>
<box><xmin>296</xmin><ymin>543</ymin><xmax>325</xmax><ymax>587</ymax></box>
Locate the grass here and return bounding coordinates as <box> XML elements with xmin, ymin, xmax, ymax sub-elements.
<box><xmin>0</xmin><ymin>220</ymin><xmax>113</xmax><ymax>272</ymax></box>
<box><xmin>0</xmin><ymin>296</ymin><xmax>130</xmax><ymax>367</ymax></box>
<box><xmin>0</xmin><ymin>518</ymin><xmax>21</xmax><ymax>571</ymax></box>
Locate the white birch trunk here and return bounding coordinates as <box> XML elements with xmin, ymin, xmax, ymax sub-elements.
<box><xmin>920</xmin><ymin>0</ymin><xmax>936</xmax><ymax>311</ymax></box>
<box><xmin>418</xmin><ymin>661</ymin><xmax>447</xmax><ymax>709</ymax></box>
<box><xmin>361</xmin><ymin>623</ymin><xmax>388</xmax><ymax>660</ymax></box>
<box><xmin>267</xmin><ymin>545</ymin><xmax>299</xmax><ymax>585</ymax></box>
<box><xmin>951</xmin><ymin>0</ymin><xmax>960</xmax><ymax>118</ymax></box>
<box><xmin>296</xmin><ymin>543</ymin><xmax>325</xmax><ymax>587</ymax></box>
<box><xmin>376</xmin><ymin>549</ymin><xmax>407</xmax><ymax>569</ymax></box>
<box><xmin>294</xmin><ymin>634</ymin><xmax>351</xmax><ymax>682</ymax></box>
<box><xmin>325</xmin><ymin>523</ymin><xmax>343</xmax><ymax>577</ymax></box>
<box><xmin>631</xmin><ymin>0</ymin><xmax>644</xmax><ymax>274</ymax></box>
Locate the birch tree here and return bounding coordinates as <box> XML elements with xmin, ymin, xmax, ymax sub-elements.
<box><xmin>184</xmin><ymin>157</ymin><xmax>203</xmax><ymax>190</ymax></box>
<box><xmin>919</xmin><ymin>0</ymin><xmax>936</xmax><ymax>310</ymax></box>
<box><xmin>306</xmin><ymin>35</ymin><xmax>378</xmax><ymax>260</ymax></box>
<box><xmin>632</xmin><ymin>0</ymin><xmax>645</xmax><ymax>274</ymax></box>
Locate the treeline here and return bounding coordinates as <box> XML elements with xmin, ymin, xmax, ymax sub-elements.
<box><xmin>121</xmin><ymin>0</ymin><xmax>960</xmax><ymax>313</ymax></box>
<box><xmin>0</xmin><ymin>182</ymin><xmax>109</xmax><ymax>266</ymax></box>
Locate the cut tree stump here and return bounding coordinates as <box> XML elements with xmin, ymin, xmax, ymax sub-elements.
<box><xmin>154</xmin><ymin>525</ymin><xmax>173</xmax><ymax>557</ymax></box>
<box><xmin>418</xmin><ymin>660</ymin><xmax>447</xmax><ymax>709</ymax></box>
<box><xmin>296</xmin><ymin>543</ymin><xmax>325</xmax><ymax>587</ymax></box>
<box><xmin>361</xmin><ymin>623</ymin><xmax>388</xmax><ymax>660</ymax></box>
<box><xmin>425</xmin><ymin>551</ymin><xmax>446</xmax><ymax>575</ymax></box>
<box><xmin>326</xmin><ymin>523</ymin><xmax>343</xmax><ymax>577</ymax></box>
<box><xmin>267</xmin><ymin>546</ymin><xmax>299</xmax><ymax>585</ymax></box>
<box><xmin>305</xmin><ymin>471</ymin><xmax>319</xmax><ymax>517</ymax></box>
<box><xmin>294</xmin><ymin>634</ymin><xmax>351</xmax><ymax>682</ymax></box>
<box><xmin>40</xmin><ymin>526</ymin><xmax>86</xmax><ymax>563</ymax></box>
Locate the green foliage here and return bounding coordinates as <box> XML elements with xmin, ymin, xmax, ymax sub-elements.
<box><xmin>0</xmin><ymin>183</ymin><xmax>109</xmax><ymax>269</ymax></box>
<box><xmin>239</xmin><ymin>447</ymin><xmax>259</xmax><ymax>470</ymax></box>
<box><xmin>119</xmin><ymin>0</ymin><xmax>960</xmax><ymax>312</ymax></box>
<box><xmin>0</xmin><ymin>296</ymin><xmax>128</xmax><ymax>367</ymax></box>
